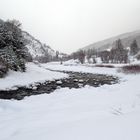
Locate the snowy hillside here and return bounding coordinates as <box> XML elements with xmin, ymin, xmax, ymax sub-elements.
<box><xmin>22</xmin><ymin>31</ymin><xmax>56</xmax><ymax>59</ymax></box>
<box><xmin>82</xmin><ymin>30</ymin><xmax>140</xmax><ymax>51</ymax></box>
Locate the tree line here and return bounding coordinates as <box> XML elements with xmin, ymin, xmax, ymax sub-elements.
<box><xmin>70</xmin><ymin>39</ymin><xmax>140</xmax><ymax>64</ymax></box>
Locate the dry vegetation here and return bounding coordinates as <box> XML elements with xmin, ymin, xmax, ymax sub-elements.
<box><xmin>95</xmin><ymin>64</ymin><xmax>115</xmax><ymax>68</ymax></box>
<box><xmin>121</xmin><ymin>65</ymin><xmax>140</xmax><ymax>74</ymax></box>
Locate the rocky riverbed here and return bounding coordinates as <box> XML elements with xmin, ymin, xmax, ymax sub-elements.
<box><xmin>0</xmin><ymin>70</ymin><xmax>119</xmax><ymax>100</ymax></box>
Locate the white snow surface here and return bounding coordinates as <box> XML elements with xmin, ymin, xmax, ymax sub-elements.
<box><xmin>0</xmin><ymin>62</ymin><xmax>140</xmax><ymax>140</ymax></box>
<box><xmin>41</xmin><ymin>62</ymin><xmax>119</xmax><ymax>76</ymax></box>
<box><xmin>0</xmin><ymin>63</ymin><xmax>68</xmax><ymax>90</ymax></box>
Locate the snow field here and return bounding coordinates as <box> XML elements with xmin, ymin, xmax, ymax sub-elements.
<box><xmin>0</xmin><ymin>62</ymin><xmax>140</xmax><ymax>140</ymax></box>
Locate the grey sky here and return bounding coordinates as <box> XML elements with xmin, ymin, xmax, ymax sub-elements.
<box><xmin>0</xmin><ymin>0</ymin><xmax>140</xmax><ymax>54</ymax></box>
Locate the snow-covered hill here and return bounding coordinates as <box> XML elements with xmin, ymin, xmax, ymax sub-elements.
<box><xmin>23</xmin><ymin>31</ymin><xmax>68</xmax><ymax>62</ymax></box>
<box><xmin>22</xmin><ymin>31</ymin><xmax>56</xmax><ymax>59</ymax></box>
<box><xmin>82</xmin><ymin>30</ymin><xmax>140</xmax><ymax>52</ymax></box>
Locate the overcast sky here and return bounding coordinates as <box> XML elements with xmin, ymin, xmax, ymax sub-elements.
<box><xmin>0</xmin><ymin>0</ymin><xmax>140</xmax><ymax>53</ymax></box>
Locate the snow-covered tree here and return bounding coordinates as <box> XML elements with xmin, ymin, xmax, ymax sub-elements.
<box><xmin>0</xmin><ymin>46</ymin><xmax>26</xmax><ymax>71</ymax></box>
<box><xmin>0</xmin><ymin>19</ymin><xmax>26</xmax><ymax>72</ymax></box>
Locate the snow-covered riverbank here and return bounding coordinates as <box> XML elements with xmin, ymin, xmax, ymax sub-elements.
<box><xmin>0</xmin><ymin>63</ymin><xmax>68</xmax><ymax>90</ymax></box>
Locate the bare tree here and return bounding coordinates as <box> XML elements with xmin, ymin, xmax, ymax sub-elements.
<box><xmin>99</xmin><ymin>50</ymin><xmax>110</xmax><ymax>63</ymax></box>
<box><xmin>110</xmin><ymin>39</ymin><xmax>128</xmax><ymax>63</ymax></box>
<box><xmin>77</xmin><ymin>50</ymin><xmax>85</xmax><ymax>64</ymax></box>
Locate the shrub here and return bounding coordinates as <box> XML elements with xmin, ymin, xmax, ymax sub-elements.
<box><xmin>0</xmin><ymin>61</ymin><xmax>8</xmax><ymax>78</ymax></box>
<box><xmin>121</xmin><ymin>65</ymin><xmax>140</xmax><ymax>74</ymax></box>
<box><xmin>136</xmin><ymin>54</ymin><xmax>140</xmax><ymax>60</ymax></box>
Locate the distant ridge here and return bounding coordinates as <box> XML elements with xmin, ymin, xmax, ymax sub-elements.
<box><xmin>82</xmin><ymin>30</ymin><xmax>140</xmax><ymax>52</ymax></box>
<box><xmin>22</xmin><ymin>31</ymin><xmax>56</xmax><ymax>59</ymax></box>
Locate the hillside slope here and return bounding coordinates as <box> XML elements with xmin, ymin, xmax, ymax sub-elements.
<box><xmin>82</xmin><ymin>30</ymin><xmax>140</xmax><ymax>51</ymax></box>
<box><xmin>22</xmin><ymin>31</ymin><xmax>56</xmax><ymax>59</ymax></box>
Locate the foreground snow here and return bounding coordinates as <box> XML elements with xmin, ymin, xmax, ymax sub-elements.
<box><xmin>0</xmin><ymin>63</ymin><xmax>68</xmax><ymax>90</ymax></box>
<box><xmin>0</xmin><ymin>63</ymin><xmax>140</xmax><ymax>140</ymax></box>
<box><xmin>0</xmin><ymin>75</ymin><xmax>140</xmax><ymax>140</ymax></box>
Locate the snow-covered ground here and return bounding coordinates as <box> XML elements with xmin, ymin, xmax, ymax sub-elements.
<box><xmin>0</xmin><ymin>62</ymin><xmax>140</xmax><ymax>140</ymax></box>
<box><xmin>41</xmin><ymin>62</ymin><xmax>121</xmax><ymax>76</ymax></box>
<box><xmin>0</xmin><ymin>63</ymin><xmax>68</xmax><ymax>90</ymax></box>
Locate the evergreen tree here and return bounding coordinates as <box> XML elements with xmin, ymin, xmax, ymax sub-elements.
<box><xmin>0</xmin><ymin>19</ymin><xmax>26</xmax><ymax>72</ymax></box>
<box><xmin>130</xmin><ymin>40</ymin><xmax>139</xmax><ymax>56</ymax></box>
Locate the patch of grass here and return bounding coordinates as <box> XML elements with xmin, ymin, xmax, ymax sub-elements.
<box><xmin>121</xmin><ymin>65</ymin><xmax>140</xmax><ymax>74</ymax></box>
